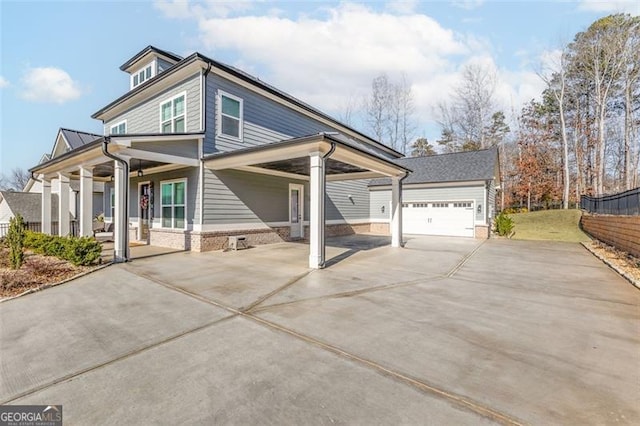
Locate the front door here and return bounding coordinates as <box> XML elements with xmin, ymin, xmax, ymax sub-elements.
<box><xmin>139</xmin><ymin>183</ymin><xmax>151</xmax><ymax>242</ymax></box>
<box><xmin>289</xmin><ymin>184</ymin><xmax>304</xmax><ymax>239</ymax></box>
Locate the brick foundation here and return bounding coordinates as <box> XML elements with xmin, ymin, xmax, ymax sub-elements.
<box><xmin>369</xmin><ymin>222</ymin><xmax>390</xmax><ymax>235</ymax></box>
<box><xmin>148</xmin><ymin>222</ymin><xmax>373</xmax><ymax>252</ymax></box>
<box><xmin>475</xmin><ymin>225</ymin><xmax>490</xmax><ymax>239</ymax></box>
<box><xmin>581</xmin><ymin>213</ymin><xmax>640</xmax><ymax>258</ymax></box>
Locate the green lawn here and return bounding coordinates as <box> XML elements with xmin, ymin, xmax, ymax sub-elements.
<box><xmin>508</xmin><ymin>209</ymin><xmax>591</xmax><ymax>243</ymax></box>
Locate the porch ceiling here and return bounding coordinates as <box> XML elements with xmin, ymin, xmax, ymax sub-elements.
<box><xmin>204</xmin><ymin>133</ymin><xmax>411</xmax><ymax>180</ymax></box>
<box><xmin>254</xmin><ymin>157</ymin><xmax>367</xmax><ymax>176</ymax></box>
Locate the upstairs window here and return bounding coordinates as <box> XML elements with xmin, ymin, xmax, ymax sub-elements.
<box><xmin>160</xmin><ymin>93</ymin><xmax>186</xmax><ymax>133</ymax></box>
<box><xmin>218</xmin><ymin>91</ymin><xmax>242</xmax><ymax>139</ymax></box>
<box><xmin>131</xmin><ymin>64</ymin><xmax>154</xmax><ymax>89</ymax></box>
<box><xmin>110</xmin><ymin>121</ymin><xmax>126</xmax><ymax>135</ymax></box>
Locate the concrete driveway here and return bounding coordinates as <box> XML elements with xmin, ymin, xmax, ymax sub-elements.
<box><xmin>1</xmin><ymin>235</ymin><xmax>638</xmax><ymax>424</ymax></box>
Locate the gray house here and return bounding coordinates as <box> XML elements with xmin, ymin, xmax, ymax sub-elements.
<box><xmin>30</xmin><ymin>46</ymin><xmax>410</xmax><ymax>268</ymax></box>
<box><xmin>369</xmin><ymin>148</ymin><xmax>500</xmax><ymax>238</ymax></box>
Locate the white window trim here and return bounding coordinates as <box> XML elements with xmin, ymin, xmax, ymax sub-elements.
<box><xmin>217</xmin><ymin>90</ymin><xmax>243</xmax><ymax>140</ymax></box>
<box><xmin>159</xmin><ymin>178</ymin><xmax>187</xmax><ymax>230</ymax></box>
<box><xmin>159</xmin><ymin>91</ymin><xmax>187</xmax><ymax>134</ymax></box>
<box><xmin>129</xmin><ymin>59</ymin><xmax>157</xmax><ymax>90</ymax></box>
<box><xmin>109</xmin><ymin>120</ymin><xmax>127</xmax><ymax>135</ymax></box>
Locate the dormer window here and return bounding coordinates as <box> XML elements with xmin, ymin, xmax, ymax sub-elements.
<box><xmin>131</xmin><ymin>63</ymin><xmax>154</xmax><ymax>89</ymax></box>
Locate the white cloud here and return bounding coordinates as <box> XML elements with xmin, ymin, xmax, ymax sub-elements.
<box><xmin>20</xmin><ymin>67</ymin><xmax>83</xmax><ymax>103</ymax></box>
<box><xmin>157</xmin><ymin>1</ymin><xmax>546</xmax><ymax>138</ymax></box>
<box><xmin>386</xmin><ymin>0</ymin><xmax>419</xmax><ymax>14</ymax></box>
<box><xmin>0</xmin><ymin>76</ymin><xmax>9</xmax><ymax>89</ymax></box>
<box><xmin>578</xmin><ymin>0</ymin><xmax>639</xmax><ymax>15</ymax></box>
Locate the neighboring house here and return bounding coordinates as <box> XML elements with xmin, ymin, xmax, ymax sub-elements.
<box><xmin>24</xmin><ymin>129</ymin><xmax>106</xmax><ymax>220</ymax></box>
<box><xmin>368</xmin><ymin>148</ymin><xmax>500</xmax><ymax>238</ymax></box>
<box><xmin>0</xmin><ymin>191</ymin><xmax>61</xmax><ymax>237</ymax></box>
<box><xmin>28</xmin><ymin>45</ymin><xmax>495</xmax><ymax>269</ymax></box>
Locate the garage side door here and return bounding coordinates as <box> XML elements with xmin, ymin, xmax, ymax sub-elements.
<box><xmin>403</xmin><ymin>201</ymin><xmax>475</xmax><ymax>237</ymax></box>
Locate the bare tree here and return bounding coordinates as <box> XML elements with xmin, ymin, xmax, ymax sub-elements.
<box><xmin>0</xmin><ymin>168</ymin><xmax>31</xmax><ymax>192</ymax></box>
<box><xmin>366</xmin><ymin>74</ymin><xmax>391</xmax><ymax>144</ymax></box>
<box><xmin>436</xmin><ymin>63</ymin><xmax>498</xmax><ymax>151</ymax></box>
<box><xmin>538</xmin><ymin>48</ymin><xmax>571</xmax><ymax>208</ymax></box>
<box><xmin>366</xmin><ymin>73</ymin><xmax>417</xmax><ymax>153</ymax></box>
<box><xmin>569</xmin><ymin>15</ymin><xmax>629</xmax><ymax>195</ymax></box>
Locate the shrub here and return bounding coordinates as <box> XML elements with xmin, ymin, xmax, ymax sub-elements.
<box><xmin>64</xmin><ymin>237</ymin><xmax>102</xmax><ymax>266</ymax></box>
<box><xmin>24</xmin><ymin>231</ymin><xmax>55</xmax><ymax>254</ymax></box>
<box><xmin>6</xmin><ymin>214</ymin><xmax>26</xmax><ymax>269</ymax></box>
<box><xmin>23</xmin><ymin>232</ymin><xmax>102</xmax><ymax>266</ymax></box>
<box><xmin>494</xmin><ymin>212</ymin><xmax>514</xmax><ymax>237</ymax></box>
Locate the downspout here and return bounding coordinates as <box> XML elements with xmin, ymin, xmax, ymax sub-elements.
<box><xmin>199</xmin><ymin>64</ymin><xmax>212</xmax><ymax>230</ymax></box>
<box><xmin>318</xmin><ymin>141</ymin><xmax>336</xmax><ymax>268</ymax></box>
<box><xmin>102</xmin><ymin>136</ymin><xmax>130</xmax><ymax>262</ymax></box>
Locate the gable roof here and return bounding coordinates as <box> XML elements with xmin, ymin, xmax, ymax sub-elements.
<box><xmin>120</xmin><ymin>45</ymin><xmax>183</xmax><ymax>72</ymax></box>
<box><xmin>59</xmin><ymin>128</ymin><xmax>102</xmax><ymax>150</ymax></box>
<box><xmin>369</xmin><ymin>148</ymin><xmax>499</xmax><ymax>187</ymax></box>
<box><xmin>0</xmin><ymin>191</ymin><xmax>61</xmax><ymax>222</ymax></box>
<box><xmin>93</xmin><ymin>50</ymin><xmax>403</xmax><ymax>159</ymax></box>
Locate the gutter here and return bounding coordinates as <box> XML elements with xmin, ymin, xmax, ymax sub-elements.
<box><xmin>102</xmin><ymin>137</ymin><xmax>130</xmax><ymax>262</ymax></box>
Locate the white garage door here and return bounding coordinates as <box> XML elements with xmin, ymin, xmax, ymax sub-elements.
<box><xmin>403</xmin><ymin>201</ymin><xmax>475</xmax><ymax>237</ymax></box>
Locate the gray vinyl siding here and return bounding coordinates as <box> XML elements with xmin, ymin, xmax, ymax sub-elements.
<box><xmin>326</xmin><ymin>180</ymin><xmax>370</xmax><ymax>221</ymax></box>
<box><xmin>105</xmin><ymin>167</ymin><xmax>200</xmax><ymax>227</ymax></box>
<box><xmin>202</xmin><ymin>168</ymin><xmax>307</xmax><ymax>224</ymax></box>
<box><xmin>92</xmin><ymin>193</ymin><xmax>104</xmax><ymax>218</ymax></box>
<box><xmin>131</xmin><ymin>139</ymin><xmax>199</xmax><ymax>158</ymax></box>
<box><xmin>202</xmin><ymin>170</ymin><xmax>370</xmax><ymax>225</ymax></box>
<box><xmin>369</xmin><ymin>184</ymin><xmax>487</xmax><ymax>224</ymax></box>
<box><xmin>104</xmin><ymin>72</ymin><xmax>201</xmax><ymax>135</ymax></box>
<box><xmin>203</xmin><ymin>73</ymin><xmax>396</xmax><ymax>160</ymax></box>
<box><xmin>487</xmin><ymin>179</ymin><xmax>496</xmax><ymax>220</ymax></box>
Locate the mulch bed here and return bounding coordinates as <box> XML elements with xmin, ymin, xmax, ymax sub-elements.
<box><xmin>0</xmin><ymin>248</ymin><xmax>98</xmax><ymax>299</ymax></box>
<box><xmin>583</xmin><ymin>241</ymin><xmax>640</xmax><ymax>289</ymax></box>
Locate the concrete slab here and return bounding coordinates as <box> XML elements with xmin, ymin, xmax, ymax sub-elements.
<box><xmin>123</xmin><ymin>243</ymin><xmax>314</xmax><ymax>310</ymax></box>
<box><xmin>258</xmin><ymin>235</ymin><xmax>482</xmax><ymax>308</ymax></box>
<box><xmin>2</xmin><ymin>236</ymin><xmax>638</xmax><ymax>424</ymax></box>
<box><xmin>0</xmin><ymin>266</ymin><xmax>227</xmax><ymax>402</ymax></box>
<box><xmin>13</xmin><ymin>317</ymin><xmax>490</xmax><ymax>425</ymax></box>
<box><xmin>256</xmin><ymin>239</ymin><xmax>640</xmax><ymax>424</ymax></box>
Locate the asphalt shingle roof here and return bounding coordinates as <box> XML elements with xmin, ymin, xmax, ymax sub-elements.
<box><xmin>60</xmin><ymin>128</ymin><xmax>102</xmax><ymax>150</ymax></box>
<box><xmin>1</xmin><ymin>191</ymin><xmax>61</xmax><ymax>222</ymax></box>
<box><xmin>369</xmin><ymin>148</ymin><xmax>499</xmax><ymax>186</ymax></box>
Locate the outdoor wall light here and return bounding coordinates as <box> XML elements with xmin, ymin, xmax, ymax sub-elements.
<box><xmin>477</xmin><ymin>204</ymin><xmax>482</xmax><ymax>214</ymax></box>
<box><xmin>381</xmin><ymin>205</ymin><xmax>385</xmax><ymax>213</ymax></box>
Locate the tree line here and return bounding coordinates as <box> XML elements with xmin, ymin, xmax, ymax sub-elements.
<box><xmin>355</xmin><ymin>13</ymin><xmax>638</xmax><ymax>211</ymax></box>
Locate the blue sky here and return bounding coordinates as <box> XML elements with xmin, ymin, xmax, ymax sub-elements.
<box><xmin>1</xmin><ymin>0</ymin><xmax>638</xmax><ymax>173</ymax></box>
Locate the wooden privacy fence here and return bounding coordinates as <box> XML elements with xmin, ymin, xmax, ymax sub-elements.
<box><xmin>580</xmin><ymin>187</ymin><xmax>640</xmax><ymax>216</ymax></box>
<box><xmin>0</xmin><ymin>221</ymin><xmax>78</xmax><ymax>238</ymax></box>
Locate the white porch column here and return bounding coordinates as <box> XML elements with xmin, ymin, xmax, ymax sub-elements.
<box><xmin>113</xmin><ymin>159</ymin><xmax>129</xmax><ymax>262</ymax></box>
<box><xmin>391</xmin><ymin>176</ymin><xmax>403</xmax><ymax>248</ymax></box>
<box><xmin>58</xmin><ymin>173</ymin><xmax>70</xmax><ymax>236</ymax></box>
<box><xmin>41</xmin><ymin>178</ymin><xmax>52</xmax><ymax>235</ymax></box>
<box><xmin>79</xmin><ymin>167</ymin><xmax>93</xmax><ymax>237</ymax></box>
<box><xmin>309</xmin><ymin>151</ymin><xmax>326</xmax><ymax>269</ymax></box>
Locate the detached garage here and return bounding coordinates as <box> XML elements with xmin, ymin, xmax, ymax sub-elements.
<box><xmin>369</xmin><ymin>148</ymin><xmax>500</xmax><ymax>239</ymax></box>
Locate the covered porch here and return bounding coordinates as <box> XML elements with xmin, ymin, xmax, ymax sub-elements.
<box><xmin>29</xmin><ymin>133</ymin><xmax>204</xmax><ymax>263</ymax></box>
<box><xmin>204</xmin><ymin>132</ymin><xmax>410</xmax><ymax>269</ymax></box>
